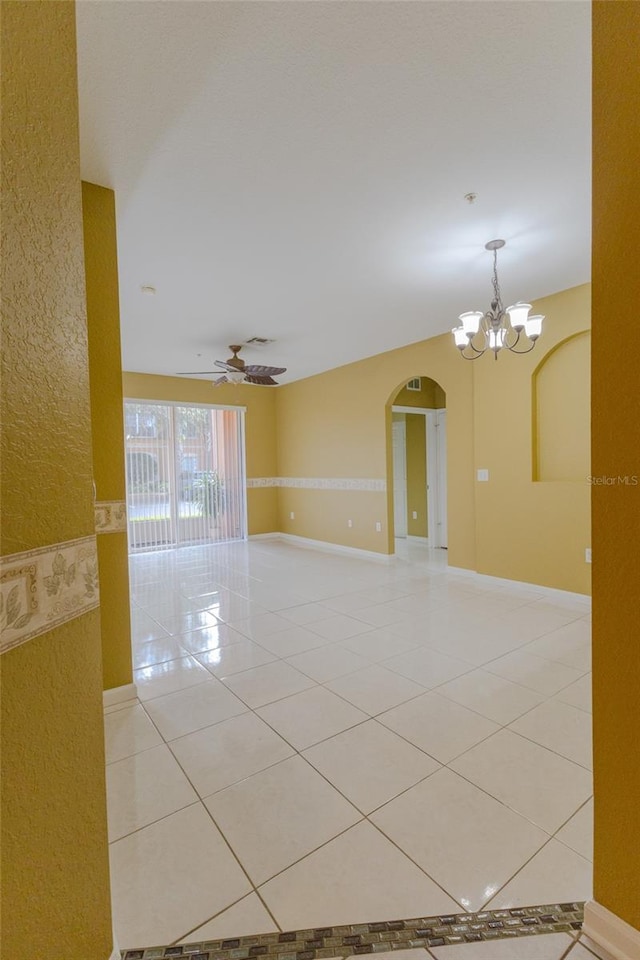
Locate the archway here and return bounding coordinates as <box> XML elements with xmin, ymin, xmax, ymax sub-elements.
<box><xmin>386</xmin><ymin>375</ymin><xmax>447</xmax><ymax>556</ymax></box>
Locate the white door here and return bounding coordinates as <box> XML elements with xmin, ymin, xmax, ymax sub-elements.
<box><xmin>392</xmin><ymin>420</ymin><xmax>407</xmax><ymax>538</ymax></box>
<box><xmin>427</xmin><ymin>409</ymin><xmax>447</xmax><ymax>548</ymax></box>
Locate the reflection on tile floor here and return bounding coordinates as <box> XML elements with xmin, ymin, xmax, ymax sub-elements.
<box><xmin>107</xmin><ymin>539</ymin><xmax>593</xmax><ymax>950</ymax></box>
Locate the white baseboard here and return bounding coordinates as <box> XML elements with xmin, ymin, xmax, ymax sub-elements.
<box><xmin>407</xmin><ymin>535</ymin><xmax>430</xmax><ymax>544</ymax></box>
<box><xmin>260</xmin><ymin>532</ymin><xmax>393</xmax><ymax>563</ymax></box>
<box><xmin>103</xmin><ymin>682</ymin><xmax>138</xmax><ymax>708</ymax></box>
<box><xmin>446</xmin><ymin>565</ymin><xmax>591</xmax><ymax>604</ymax></box>
<box><xmin>583</xmin><ymin>900</ymin><xmax>640</xmax><ymax>960</ymax></box>
<box><xmin>248</xmin><ymin>533</ymin><xmax>280</xmax><ymax>540</ymax></box>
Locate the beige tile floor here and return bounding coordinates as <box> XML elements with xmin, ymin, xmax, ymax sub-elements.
<box><xmin>105</xmin><ymin>539</ymin><xmax>593</xmax><ymax>950</ymax></box>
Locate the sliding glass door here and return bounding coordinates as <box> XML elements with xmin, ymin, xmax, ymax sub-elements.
<box><xmin>124</xmin><ymin>401</ymin><xmax>246</xmax><ymax>550</ymax></box>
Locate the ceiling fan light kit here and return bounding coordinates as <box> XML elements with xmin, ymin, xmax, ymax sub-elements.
<box><xmin>452</xmin><ymin>240</ymin><xmax>544</xmax><ymax>360</ymax></box>
<box><xmin>177</xmin><ymin>345</ymin><xmax>287</xmax><ymax>386</ymax></box>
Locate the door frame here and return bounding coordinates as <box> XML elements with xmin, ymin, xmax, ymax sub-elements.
<box><xmin>123</xmin><ymin>398</ymin><xmax>249</xmax><ymax>549</ymax></box>
<box><xmin>391</xmin><ymin>404</ymin><xmax>447</xmax><ymax>549</ymax></box>
<box><xmin>426</xmin><ymin>408</ymin><xmax>447</xmax><ymax>549</ymax></box>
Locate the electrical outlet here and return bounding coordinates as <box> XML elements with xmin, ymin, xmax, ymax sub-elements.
<box><xmin>412</xmin><ymin>510</ymin><xmax>418</xmax><ymax>520</ymax></box>
<box><xmin>585</xmin><ymin>548</ymin><xmax>592</xmax><ymax>563</ymax></box>
<box><xmin>347</xmin><ymin>519</ymin><xmax>353</xmax><ymax>528</ymax></box>
<box><xmin>289</xmin><ymin>511</ymin><xmax>295</xmax><ymax>520</ymax></box>
<box><xmin>375</xmin><ymin>521</ymin><xmax>382</xmax><ymax>532</ymax></box>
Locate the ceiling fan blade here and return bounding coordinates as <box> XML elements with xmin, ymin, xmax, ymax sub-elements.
<box><xmin>243</xmin><ymin>364</ymin><xmax>287</xmax><ymax>376</ymax></box>
<box><xmin>213</xmin><ymin>375</ymin><xmax>229</xmax><ymax>386</ymax></box>
<box><xmin>215</xmin><ymin>359</ymin><xmax>242</xmax><ymax>372</ymax></box>
<box><xmin>245</xmin><ymin>374</ymin><xmax>278</xmax><ymax>385</ymax></box>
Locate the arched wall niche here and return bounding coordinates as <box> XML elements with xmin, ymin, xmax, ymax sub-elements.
<box><xmin>533</xmin><ymin>330</ymin><xmax>591</xmax><ymax>481</ymax></box>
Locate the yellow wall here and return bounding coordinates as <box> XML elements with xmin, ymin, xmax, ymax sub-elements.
<box><xmin>276</xmin><ymin>334</ymin><xmax>476</xmax><ymax>562</ymax></box>
<box><xmin>0</xmin><ymin>3</ymin><xmax>112</xmax><ymax>957</ymax></box>
<box><xmin>276</xmin><ymin>285</ymin><xmax>590</xmax><ymax>592</ymax></box>
<box><xmin>592</xmin><ymin>0</ymin><xmax>640</xmax><ymax>931</ymax></box>
<box><xmin>473</xmin><ymin>284</ymin><xmax>591</xmax><ymax>594</ymax></box>
<box><xmin>83</xmin><ymin>182</ymin><xmax>133</xmax><ymax>691</ymax></box>
<box><xmin>405</xmin><ymin>414</ymin><xmax>428</xmax><ymax>537</ymax></box>
<box><xmin>122</xmin><ymin>373</ymin><xmax>279</xmax><ymax>535</ymax></box>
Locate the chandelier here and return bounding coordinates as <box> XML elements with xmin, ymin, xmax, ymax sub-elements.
<box><xmin>452</xmin><ymin>240</ymin><xmax>544</xmax><ymax>360</ymax></box>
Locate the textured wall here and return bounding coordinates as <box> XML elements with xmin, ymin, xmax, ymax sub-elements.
<box><xmin>83</xmin><ymin>182</ymin><xmax>133</xmax><ymax>691</ymax></box>
<box><xmin>1</xmin><ymin>4</ymin><xmax>96</xmax><ymax>554</ymax></box>
<box><xmin>592</xmin><ymin>0</ymin><xmax>640</xmax><ymax>931</ymax></box>
<box><xmin>0</xmin><ymin>3</ymin><xmax>112</xmax><ymax>957</ymax></box>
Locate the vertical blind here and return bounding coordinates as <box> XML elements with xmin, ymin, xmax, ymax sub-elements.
<box><xmin>124</xmin><ymin>401</ymin><xmax>246</xmax><ymax>551</ymax></box>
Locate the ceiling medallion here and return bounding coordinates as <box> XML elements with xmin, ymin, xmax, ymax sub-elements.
<box><xmin>452</xmin><ymin>240</ymin><xmax>544</xmax><ymax>360</ymax></box>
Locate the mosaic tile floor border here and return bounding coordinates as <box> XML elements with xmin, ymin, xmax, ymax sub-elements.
<box><xmin>121</xmin><ymin>901</ymin><xmax>585</xmax><ymax>959</ymax></box>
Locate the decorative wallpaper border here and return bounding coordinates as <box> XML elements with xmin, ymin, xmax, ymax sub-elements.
<box><xmin>247</xmin><ymin>478</ymin><xmax>387</xmax><ymax>492</ymax></box>
<box><xmin>0</xmin><ymin>535</ymin><xmax>100</xmax><ymax>654</ymax></box>
<box><xmin>95</xmin><ymin>500</ymin><xmax>127</xmax><ymax>534</ymax></box>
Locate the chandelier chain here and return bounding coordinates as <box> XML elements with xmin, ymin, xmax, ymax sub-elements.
<box><xmin>491</xmin><ymin>248</ymin><xmax>502</xmax><ymax>311</ymax></box>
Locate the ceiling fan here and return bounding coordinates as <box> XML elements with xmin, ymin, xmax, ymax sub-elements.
<box><xmin>178</xmin><ymin>345</ymin><xmax>287</xmax><ymax>386</ymax></box>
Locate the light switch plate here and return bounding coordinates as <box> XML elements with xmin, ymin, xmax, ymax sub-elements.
<box><xmin>477</xmin><ymin>469</ymin><xmax>489</xmax><ymax>482</ymax></box>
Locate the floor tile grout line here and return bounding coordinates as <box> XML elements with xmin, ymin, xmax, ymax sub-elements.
<box><xmin>133</xmin><ymin>700</ymin><xmax>285</xmax><ymax>942</ymax></box>
<box><xmin>571</xmin><ymin>933</ymin><xmax>608</xmax><ymax>960</ymax></box>
<box><xmin>559</xmin><ymin>929</ymin><xmax>586</xmax><ymax>959</ymax></box>
<box><xmin>502</xmin><ymin>726</ymin><xmax>593</xmax><ymax>773</ymax></box>
<box><xmin>465</xmin><ymin>787</ymin><xmax>594</xmax><ymax>911</ymax></box>
<box><xmin>108</xmin><ymin>798</ymin><xmax>203</xmax><ymax>846</ymax></box>
<box><xmin>171</xmin><ymin>891</ymin><xmax>278</xmax><ymax>947</ymax></box>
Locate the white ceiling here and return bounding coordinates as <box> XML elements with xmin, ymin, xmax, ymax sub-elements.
<box><xmin>76</xmin><ymin>1</ymin><xmax>591</xmax><ymax>384</ymax></box>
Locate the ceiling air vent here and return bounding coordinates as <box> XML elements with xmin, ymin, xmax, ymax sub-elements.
<box><xmin>245</xmin><ymin>337</ymin><xmax>276</xmax><ymax>345</ymax></box>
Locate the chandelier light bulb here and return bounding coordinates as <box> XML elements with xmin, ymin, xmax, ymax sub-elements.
<box><xmin>452</xmin><ymin>326</ymin><xmax>468</xmax><ymax>349</ymax></box>
<box><xmin>506</xmin><ymin>302</ymin><xmax>532</xmax><ymax>331</ymax></box>
<box><xmin>459</xmin><ymin>311</ymin><xmax>483</xmax><ymax>336</ymax></box>
<box><xmin>488</xmin><ymin>329</ymin><xmax>506</xmax><ymax>351</ymax></box>
<box><xmin>524</xmin><ymin>314</ymin><xmax>544</xmax><ymax>339</ymax></box>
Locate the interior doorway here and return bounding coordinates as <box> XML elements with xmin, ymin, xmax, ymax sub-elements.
<box><xmin>389</xmin><ymin>376</ymin><xmax>447</xmax><ymax>550</ymax></box>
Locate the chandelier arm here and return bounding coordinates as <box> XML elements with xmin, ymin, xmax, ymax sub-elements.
<box><xmin>460</xmin><ymin>346</ymin><xmax>486</xmax><ymax>360</ymax></box>
<box><xmin>504</xmin><ymin>327</ymin><xmax>521</xmax><ymax>349</ymax></box>
<box><xmin>506</xmin><ymin>340</ymin><xmax>538</xmax><ymax>355</ymax></box>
